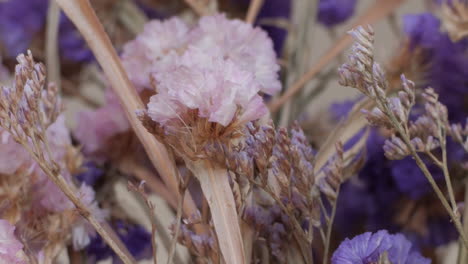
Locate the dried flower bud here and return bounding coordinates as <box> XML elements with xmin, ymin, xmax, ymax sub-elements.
<box><xmin>411</xmin><ymin>136</ymin><xmax>440</xmax><ymax>152</ymax></box>
<box><xmin>422</xmin><ymin>88</ymin><xmax>448</xmax><ymax>124</ymax></box>
<box><xmin>400</xmin><ymin>74</ymin><xmax>415</xmax><ymax>107</ymax></box>
<box><xmin>362</xmin><ymin>107</ymin><xmax>392</xmax><ymax>128</ymax></box>
<box><xmin>339</xmin><ymin>25</ymin><xmax>375</xmax><ymax>97</ymax></box>
<box><xmin>383</xmin><ymin>136</ymin><xmax>411</xmax><ymax>160</ymax></box>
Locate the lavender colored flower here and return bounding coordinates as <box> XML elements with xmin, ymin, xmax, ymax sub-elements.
<box><xmin>86</xmin><ymin>221</ymin><xmax>152</xmax><ymax>263</ymax></box>
<box><xmin>0</xmin><ymin>220</ymin><xmax>26</xmax><ymax>264</ymax></box>
<box><xmin>332</xmin><ymin>230</ymin><xmax>430</xmax><ymax>264</ymax></box>
<box><xmin>59</xmin><ymin>14</ymin><xmax>94</xmax><ymax>62</ymax></box>
<box><xmin>317</xmin><ymin>0</ymin><xmax>358</xmax><ymax>27</ymax></box>
<box><xmin>76</xmin><ymin>162</ymin><xmax>104</xmax><ymax>186</ymax></box>
<box><xmin>0</xmin><ymin>0</ymin><xmax>48</xmax><ymax>57</ymax></box>
<box><xmin>403</xmin><ymin>13</ymin><xmax>468</xmax><ymax>123</ymax></box>
<box><xmin>390</xmin><ymin>157</ymin><xmax>443</xmax><ymax>199</ymax></box>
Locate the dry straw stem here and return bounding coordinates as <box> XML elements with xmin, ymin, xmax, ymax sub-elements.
<box><xmin>246</xmin><ymin>0</ymin><xmax>264</xmax><ymax>24</ymax></box>
<box><xmin>53</xmin><ymin>0</ymin><xmax>200</xmax><ymax>220</ymax></box>
<box><xmin>313</xmin><ymin>99</ymin><xmax>372</xmax><ymax>175</ymax></box>
<box><xmin>45</xmin><ymin>1</ymin><xmax>61</xmax><ymax>89</ymax></box>
<box><xmin>188</xmin><ymin>159</ymin><xmax>246</xmax><ymax>264</ymax></box>
<box><xmin>268</xmin><ymin>0</ymin><xmax>405</xmax><ymax>112</ymax></box>
<box><xmin>184</xmin><ymin>0</ymin><xmax>211</xmax><ymax>16</ymax></box>
<box><xmin>31</xmin><ymin>157</ymin><xmax>136</xmax><ymax>264</ymax></box>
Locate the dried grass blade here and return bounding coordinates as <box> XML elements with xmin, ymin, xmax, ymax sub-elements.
<box><xmin>268</xmin><ymin>0</ymin><xmax>405</xmax><ymax>112</ymax></box>
<box><xmin>189</xmin><ymin>160</ymin><xmax>246</xmax><ymax>264</ymax></box>
<box><xmin>53</xmin><ymin>0</ymin><xmax>200</xmax><ymax>219</ymax></box>
<box><xmin>314</xmin><ymin>98</ymin><xmax>373</xmax><ymax>175</ymax></box>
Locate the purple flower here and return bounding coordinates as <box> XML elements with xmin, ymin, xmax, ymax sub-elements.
<box><xmin>403</xmin><ymin>13</ymin><xmax>468</xmax><ymax>123</ymax></box>
<box><xmin>390</xmin><ymin>157</ymin><xmax>443</xmax><ymax>199</ymax></box>
<box><xmin>0</xmin><ymin>0</ymin><xmax>48</xmax><ymax>57</ymax></box>
<box><xmin>317</xmin><ymin>0</ymin><xmax>358</xmax><ymax>27</ymax></box>
<box><xmin>59</xmin><ymin>14</ymin><xmax>94</xmax><ymax>62</ymax></box>
<box><xmin>76</xmin><ymin>162</ymin><xmax>104</xmax><ymax>186</ymax></box>
<box><xmin>332</xmin><ymin>230</ymin><xmax>430</xmax><ymax>264</ymax></box>
<box><xmin>86</xmin><ymin>221</ymin><xmax>152</xmax><ymax>263</ymax></box>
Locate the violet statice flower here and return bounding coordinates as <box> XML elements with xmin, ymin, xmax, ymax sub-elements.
<box><xmin>332</xmin><ymin>230</ymin><xmax>430</xmax><ymax>264</ymax></box>
<box><xmin>0</xmin><ymin>0</ymin><xmax>48</xmax><ymax>57</ymax></box>
<box><xmin>403</xmin><ymin>13</ymin><xmax>468</xmax><ymax>123</ymax></box>
<box><xmin>86</xmin><ymin>222</ymin><xmax>152</xmax><ymax>263</ymax></box>
<box><xmin>76</xmin><ymin>162</ymin><xmax>104</xmax><ymax>186</ymax></box>
<box><xmin>317</xmin><ymin>0</ymin><xmax>358</xmax><ymax>27</ymax></box>
<box><xmin>0</xmin><ymin>220</ymin><xmax>26</xmax><ymax>263</ymax></box>
<box><xmin>59</xmin><ymin>14</ymin><xmax>94</xmax><ymax>62</ymax></box>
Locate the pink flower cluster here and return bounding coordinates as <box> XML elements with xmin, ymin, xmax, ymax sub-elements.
<box><xmin>123</xmin><ymin>14</ymin><xmax>281</xmax><ymax>127</ymax></box>
<box><xmin>0</xmin><ymin>220</ymin><xmax>25</xmax><ymax>264</ymax></box>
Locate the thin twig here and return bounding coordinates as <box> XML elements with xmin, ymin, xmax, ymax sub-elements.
<box><xmin>379</xmin><ymin>96</ymin><xmax>468</xmax><ymax>249</ymax></box>
<box><xmin>45</xmin><ymin>1</ymin><xmax>61</xmax><ymax>90</ymax></box>
<box><xmin>166</xmin><ymin>178</ymin><xmax>190</xmax><ymax>264</ymax></box>
<box><xmin>184</xmin><ymin>0</ymin><xmax>210</xmax><ymax>16</ymax></box>
<box><xmin>120</xmin><ymin>157</ymin><xmax>178</xmax><ymax>210</ymax></box>
<box><xmin>22</xmin><ymin>143</ymin><xmax>136</xmax><ymax>264</ymax></box>
<box><xmin>268</xmin><ymin>0</ymin><xmax>406</xmax><ymax>113</ymax></box>
<box><xmin>128</xmin><ymin>182</ymin><xmax>160</xmax><ymax>264</ymax></box>
<box><xmin>322</xmin><ymin>188</ymin><xmax>340</xmax><ymax>264</ymax></box>
<box><xmin>245</xmin><ymin>0</ymin><xmax>264</xmax><ymax>24</ymax></box>
<box><xmin>439</xmin><ymin>124</ymin><xmax>458</xmax><ymax>213</ymax></box>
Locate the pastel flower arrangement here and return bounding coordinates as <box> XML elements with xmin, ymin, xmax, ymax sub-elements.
<box><xmin>0</xmin><ymin>0</ymin><xmax>466</xmax><ymax>263</ymax></box>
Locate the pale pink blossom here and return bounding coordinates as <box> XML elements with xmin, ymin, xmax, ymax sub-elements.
<box><xmin>147</xmin><ymin>48</ymin><xmax>267</xmax><ymax>127</ymax></box>
<box><xmin>0</xmin><ymin>220</ymin><xmax>26</xmax><ymax>264</ymax></box>
<box><xmin>121</xmin><ymin>17</ymin><xmax>190</xmax><ymax>89</ymax></box>
<box><xmin>189</xmin><ymin>14</ymin><xmax>281</xmax><ymax>95</ymax></box>
<box><xmin>74</xmin><ymin>90</ymin><xmax>129</xmax><ymax>155</ymax></box>
<box><xmin>0</xmin><ymin>131</ymin><xmax>30</xmax><ymax>175</ymax></box>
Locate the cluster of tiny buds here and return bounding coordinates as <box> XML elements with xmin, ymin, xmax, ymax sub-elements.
<box><xmin>0</xmin><ymin>51</ymin><xmax>61</xmax><ymax>146</ymax></box>
<box><xmin>171</xmin><ymin>220</ymin><xmax>219</xmax><ymax>260</ymax></box>
<box><xmin>448</xmin><ymin>119</ymin><xmax>468</xmax><ymax>152</ymax></box>
<box><xmin>317</xmin><ymin>143</ymin><xmax>344</xmax><ymax>201</ymax></box>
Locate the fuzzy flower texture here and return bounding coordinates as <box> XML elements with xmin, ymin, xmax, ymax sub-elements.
<box><xmin>332</xmin><ymin>230</ymin><xmax>430</xmax><ymax>264</ymax></box>
<box><xmin>122</xmin><ymin>14</ymin><xmax>281</xmax><ymax>129</ymax></box>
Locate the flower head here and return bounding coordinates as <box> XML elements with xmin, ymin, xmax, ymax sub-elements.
<box><xmin>332</xmin><ymin>230</ymin><xmax>430</xmax><ymax>264</ymax></box>
<box><xmin>189</xmin><ymin>14</ymin><xmax>281</xmax><ymax>95</ymax></box>
<box><xmin>318</xmin><ymin>0</ymin><xmax>358</xmax><ymax>27</ymax></box>
<box><xmin>147</xmin><ymin>48</ymin><xmax>267</xmax><ymax>127</ymax></box>
<box><xmin>121</xmin><ymin>17</ymin><xmax>190</xmax><ymax>89</ymax></box>
<box><xmin>122</xmin><ymin>14</ymin><xmax>281</xmax><ymax>95</ymax></box>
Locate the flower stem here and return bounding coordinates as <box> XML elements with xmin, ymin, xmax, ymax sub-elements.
<box><xmin>322</xmin><ymin>187</ymin><xmax>340</xmax><ymax>264</ymax></box>
<box><xmin>188</xmin><ymin>159</ymin><xmax>246</xmax><ymax>264</ymax></box>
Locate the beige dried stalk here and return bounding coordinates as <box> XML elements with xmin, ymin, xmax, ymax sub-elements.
<box><xmin>52</xmin><ymin>0</ymin><xmax>201</xmax><ymax>222</ymax></box>
<box><xmin>245</xmin><ymin>0</ymin><xmax>264</xmax><ymax>24</ymax></box>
